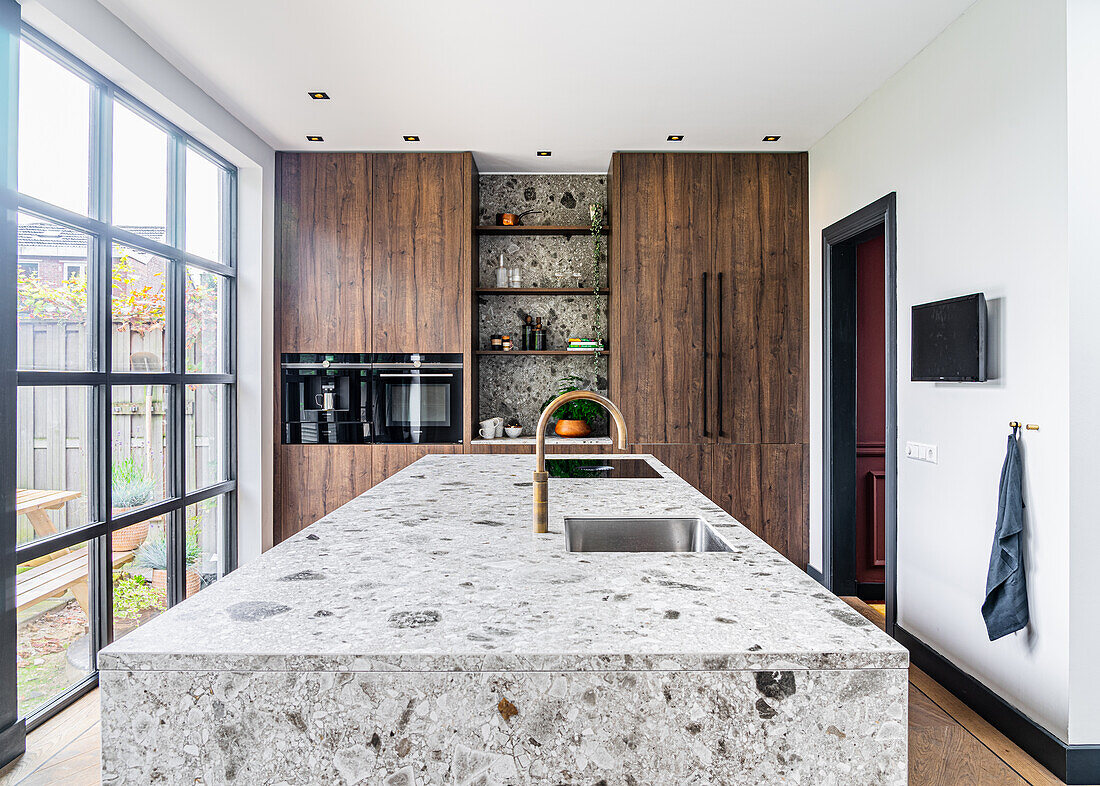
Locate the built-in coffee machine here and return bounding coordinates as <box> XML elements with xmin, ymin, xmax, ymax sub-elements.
<box><xmin>281</xmin><ymin>353</ymin><xmax>372</xmax><ymax>444</ymax></box>
<box><xmin>281</xmin><ymin>353</ymin><xmax>464</xmax><ymax>444</ymax></box>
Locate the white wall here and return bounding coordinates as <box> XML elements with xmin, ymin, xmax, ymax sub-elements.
<box><xmin>808</xmin><ymin>0</ymin><xmax>1072</xmax><ymax>741</ymax></box>
<box><xmin>1066</xmin><ymin>0</ymin><xmax>1100</xmax><ymax>748</ymax></box>
<box><xmin>19</xmin><ymin>0</ymin><xmax>275</xmax><ymax>563</ymax></box>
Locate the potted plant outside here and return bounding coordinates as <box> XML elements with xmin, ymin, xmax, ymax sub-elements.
<box><xmin>132</xmin><ymin>527</ymin><xmax>203</xmax><ymax>599</ymax></box>
<box><xmin>111</xmin><ymin>457</ymin><xmax>156</xmax><ymax>551</ymax></box>
<box><xmin>540</xmin><ymin>376</ymin><xmax>603</xmax><ymax>438</ymax></box>
<box><xmin>112</xmin><ymin>571</ymin><xmax>167</xmax><ymax>637</ymax></box>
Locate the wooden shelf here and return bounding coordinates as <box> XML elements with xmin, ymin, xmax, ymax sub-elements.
<box><xmin>476</xmin><ymin>225</ymin><xmax>609</xmax><ymax>237</ymax></box>
<box><xmin>476</xmin><ymin>350</ymin><xmax>609</xmax><ymax>356</ymax></box>
<box><xmin>476</xmin><ymin>287</ymin><xmax>609</xmax><ymax>296</ymax></box>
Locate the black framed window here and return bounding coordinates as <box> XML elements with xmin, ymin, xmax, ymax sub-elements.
<box><xmin>9</xmin><ymin>27</ymin><xmax>237</xmax><ymax>730</ymax></box>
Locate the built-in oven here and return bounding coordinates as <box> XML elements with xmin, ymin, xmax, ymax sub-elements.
<box><xmin>370</xmin><ymin>354</ymin><xmax>463</xmax><ymax>444</ymax></box>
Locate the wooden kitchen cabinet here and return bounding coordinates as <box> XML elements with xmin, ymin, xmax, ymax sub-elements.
<box><xmin>275</xmin><ymin>153</ymin><xmax>372</xmax><ymax>352</ymax></box>
<box><xmin>612</xmin><ymin>153</ymin><xmax>712</xmax><ymax>444</ymax></box>
<box><xmin>633</xmin><ymin>443</ymin><xmax>806</xmax><ymax>568</ymax></box>
<box><xmin>714</xmin><ymin>153</ymin><xmax>807</xmax><ymax>444</ymax></box>
<box><xmin>275</xmin><ymin>445</ymin><xmax>374</xmax><ymax>542</ymax></box>
<box><xmin>274</xmin><ymin>152</ymin><xmax>477</xmax><ymax>544</ymax></box>
<box><xmin>371</xmin><ymin>153</ymin><xmax>474</xmax><ymax>353</ymax></box>
<box><xmin>613</xmin><ymin>152</ymin><xmax>808</xmax><ymax>568</ymax></box>
<box><xmin>372</xmin><ymin>445</ymin><xmax>462</xmax><ymax>485</ymax></box>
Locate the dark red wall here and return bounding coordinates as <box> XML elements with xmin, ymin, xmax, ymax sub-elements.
<box><xmin>855</xmin><ymin>231</ymin><xmax>886</xmax><ymax>585</ymax></box>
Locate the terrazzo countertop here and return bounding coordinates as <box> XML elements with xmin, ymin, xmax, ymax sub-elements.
<box><xmin>99</xmin><ymin>454</ymin><xmax>906</xmax><ymax>674</ymax></box>
<box><xmin>471</xmin><ymin>435</ymin><xmax>612</xmax><ymax>446</ymax></box>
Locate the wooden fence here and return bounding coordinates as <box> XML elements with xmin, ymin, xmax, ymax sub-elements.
<box><xmin>16</xmin><ymin>320</ymin><xmax>222</xmax><ymax>547</ymax></box>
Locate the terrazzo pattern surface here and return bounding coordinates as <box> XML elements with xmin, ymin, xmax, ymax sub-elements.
<box><xmin>478</xmin><ymin>235</ymin><xmax>607</xmax><ymax>290</ymax></box>
<box><xmin>102</xmin><ymin>665</ymin><xmax>907</xmax><ymax>785</ymax></box>
<box><xmin>100</xmin><ymin>455</ymin><xmax>906</xmax><ymax>673</ymax></box>
<box><xmin>100</xmin><ymin>454</ymin><xmax>907</xmax><ymax>784</ymax></box>
<box><xmin>477</xmin><ymin>354</ymin><xmax>607</xmax><ymax>434</ymax></box>
<box><xmin>478</xmin><ymin>293</ymin><xmax>606</xmax><ymax>352</ymax></box>
<box><xmin>478</xmin><ymin>174</ymin><xmax>608</xmax><ymax>229</ymax></box>
<box><xmin>477</xmin><ymin>175</ymin><xmax>609</xmax><ymax>434</ymax></box>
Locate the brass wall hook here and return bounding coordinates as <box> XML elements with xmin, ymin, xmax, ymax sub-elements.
<box><xmin>1009</xmin><ymin>421</ymin><xmax>1039</xmax><ymax>431</ymax></box>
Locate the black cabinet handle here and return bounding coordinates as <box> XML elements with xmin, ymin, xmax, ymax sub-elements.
<box><xmin>718</xmin><ymin>272</ymin><xmax>726</xmax><ymax>438</ymax></box>
<box><xmin>702</xmin><ymin>272</ymin><xmax>710</xmax><ymax>438</ymax></box>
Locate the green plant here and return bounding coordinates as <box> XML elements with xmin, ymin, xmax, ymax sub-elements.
<box><xmin>111</xmin><ymin>456</ymin><xmax>155</xmax><ymax>509</ymax></box>
<box><xmin>16</xmin><ymin>251</ymin><xmax>218</xmax><ymax>371</ymax></box>
<box><xmin>133</xmin><ymin>527</ymin><xmax>202</xmax><ymax>571</ymax></box>
<box><xmin>540</xmin><ymin>375</ymin><xmax>603</xmax><ymax>424</ymax></box>
<box><xmin>112</xmin><ymin>571</ymin><xmax>165</xmax><ymax>622</ymax></box>
<box><xmin>589</xmin><ymin>202</ymin><xmax>605</xmax><ymax>379</ymax></box>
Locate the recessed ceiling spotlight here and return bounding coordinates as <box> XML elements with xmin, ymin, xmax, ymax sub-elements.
<box><xmin>536</xmin><ymin>151</ymin><xmax>552</xmax><ymax>157</ymax></box>
<box><xmin>403</xmin><ymin>135</ymin><xmax>420</xmax><ymax>142</ymax></box>
<box><xmin>305</xmin><ymin>135</ymin><xmax>324</xmax><ymax>142</ymax></box>
<box><xmin>667</xmin><ymin>135</ymin><xmax>684</xmax><ymax>142</ymax></box>
<box><xmin>308</xmin><ymin>91</ymin><xmax>330</xmax><ymax>100</ymax></box>
<box><xmin>762</xmin><ymin>135</ymin><xmax>781</xmax><ymax>142</ymax></box>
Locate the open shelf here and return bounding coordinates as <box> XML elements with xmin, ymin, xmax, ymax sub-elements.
<box><xmin>476</xmin><ymin>225</ymin><xmax>609</xmax><ymax>237</ymax></box>
<box><xmin>476</xmin><ymin>287</ymin><xmax>609</xmax><ymax>296</ymax></box>
<box><xmin>476</xmin><ymin>350</ymin><xmax>609</xmax><ymax>356</ymax></box>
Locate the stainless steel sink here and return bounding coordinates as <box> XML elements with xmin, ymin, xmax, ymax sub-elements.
<box><xmin>563</xmin><ymin>517</ymin><xmax>733</xmax><ymax>553</ymax></box>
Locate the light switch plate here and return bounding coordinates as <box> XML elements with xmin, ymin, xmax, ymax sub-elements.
<box><xmin>905</xmin><ymin>441</ymin><xmax>938</xmax><ymax>464</ymax></box>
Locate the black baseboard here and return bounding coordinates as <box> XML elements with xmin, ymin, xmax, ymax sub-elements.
<box><xmin>805</xmin><ymin>564</ymin><xmax>825</xmax><ymax>585</ymax></box>
<box><xmin>856</xmin><ymin>581</ymin><xmax>885</xmax><ymax>602</ymax></box>
<box><xmin>895</xmin><ymin>625</ymin><xmax>1100</xmax><ymax>784</ymax></box>
<box><xmin>0</xmin><ymin>719</ymin><xmax>25</xmax><ymax>771</ymax></box>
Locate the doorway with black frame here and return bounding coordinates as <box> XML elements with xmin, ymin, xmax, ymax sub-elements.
<box><xmin>822</xmin><ymin>193</ymin><xmax>898</xmax><ymax>635</ymax></box>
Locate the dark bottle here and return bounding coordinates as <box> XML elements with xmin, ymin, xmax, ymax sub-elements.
<box><xmin>534</xmin><ymin>317</ymin><xmax>546</xmax><ymax>351</ymax></box>
<box><xmin>522</xmin><ymin>315</ymin><xmax>534</xmax><ymax>351</ymax></box>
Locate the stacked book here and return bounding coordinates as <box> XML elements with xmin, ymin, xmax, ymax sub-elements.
<box><xmin>567</xmin><ymin>338</ymin><xmax>604</xmax><ymax>352</ymax></box>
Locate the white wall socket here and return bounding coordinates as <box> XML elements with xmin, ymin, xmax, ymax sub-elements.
<box><xmin>905</xmin><ymin>441</ymin><xmax>938</xmax><ymax>464</ymax></box>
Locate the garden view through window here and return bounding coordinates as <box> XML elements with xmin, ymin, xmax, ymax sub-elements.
<box><xmin>12</xmin><ymin>30</ymin><xmax>236</xmax><ymax>724</ymax></box>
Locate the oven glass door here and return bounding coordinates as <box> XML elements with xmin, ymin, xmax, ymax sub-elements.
<box><xmin>372</xmin><ymin>369</ymin><xmax>463</xmax><ymax>443</ymax></box>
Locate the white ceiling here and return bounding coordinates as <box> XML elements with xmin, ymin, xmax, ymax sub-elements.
<box><xmin>96</xmin><ymin>0</ymin><xmax>977</xmax><ymax>172</ymax></box>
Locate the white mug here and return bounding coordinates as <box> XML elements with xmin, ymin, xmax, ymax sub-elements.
<box><xmin>479</xmin><ymin>426</ymin><xmax>495</xmax><ymax>439</ymax></box>
<box><xmin>494</xmin><ymin>418</ymin><xmax>505</xmax><ymax>438</ymax></box>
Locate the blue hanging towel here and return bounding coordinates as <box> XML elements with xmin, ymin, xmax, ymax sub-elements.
<box><xmin>981</xmin><ymin>427</ymin><xmax>1029</xmax><ymax>641</ymax></box>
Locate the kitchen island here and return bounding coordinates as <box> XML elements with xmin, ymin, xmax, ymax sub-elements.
<box><xmin>100</xmin><ymin>454</ymin><xmax>907</xmax><ymax>785</ymax></box>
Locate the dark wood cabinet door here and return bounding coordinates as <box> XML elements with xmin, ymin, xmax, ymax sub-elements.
<box><xmin>631</xmin><ymin>444</ymin><xmax>712</xmax><ymax>499</ymax></box>
<box><xmin>615</xmin><ymin>153</ymin><xmax>713</xmax><ymax>444</ymax></box>
<box><xmin>709</xmin><ymin>443</ymin><xmax>806</xmax><ymax>568</ymax></box>
<box><xmin>372</xmin><ymin>445</ymin><xmax>461</xmax><ymax>485</ymax></box>
<box><xmin>635</xmin><ymin>442</ymin><xmax>807</xmax><ymax>569</ymax></box>
<box><xmin>275</xmin><ymin>153</ymin><xmax>372</xmax><ymax>353</ymax></box>
<box><xmin>371</xmin><ymin>153</ymin><xmax>472</xmax><ymax>353</ymax></box>
<box><xmin>275</xmin><ymin>445</ymin><xmax>373</xmax><ymax>543</ymax></box>
<box><xmin>714</xmin><ymin>153</ymin><xmax>807</xmax><ymax>444</ymax></box>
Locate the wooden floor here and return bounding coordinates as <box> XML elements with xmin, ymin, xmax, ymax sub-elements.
<box><xmin>0</xmin><ymin>688</ymin><xmax>99</xmax><ymax>786</ymax></box>
<box><xmin>0</xmin><ymin>603</ymin><xmax>1076</xmax><ymax>785</ymax></box>
<box><xmin>843</xmin><ymin>597</ymin><xmax>1072</xmax><ymax>786</ymax></box>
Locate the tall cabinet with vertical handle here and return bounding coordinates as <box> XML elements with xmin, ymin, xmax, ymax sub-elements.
<box><xmin>612</xmin><ymin>152</ymin><xmax>712</xmax><ymax>444</ymax></box>
<box><xmin>610</xmin><ymin>152</ymin><xmax>808</xmax><ymax>568</ymax></box>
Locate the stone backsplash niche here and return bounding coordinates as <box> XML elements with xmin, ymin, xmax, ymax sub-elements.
<box><xmin>477</xmin><ymin>174</ymin><xmax>608</xmax><ymax>436</ymax></box>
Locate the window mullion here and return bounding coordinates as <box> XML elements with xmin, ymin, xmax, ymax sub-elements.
<box><xmin>89</xmin><ymin>81</ymin><xmax>113</xmax><ymax>653</ymax></box>
<box><xmin>167</xmin><ymin>134</ymin><xmax>187</xmax><ymax>606</ymax></box>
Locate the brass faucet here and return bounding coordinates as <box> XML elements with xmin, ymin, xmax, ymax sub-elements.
<box><xmin>533</xmin><ymin>390</ymin><xmax>628</xmax><ymax>533</ymax></box>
